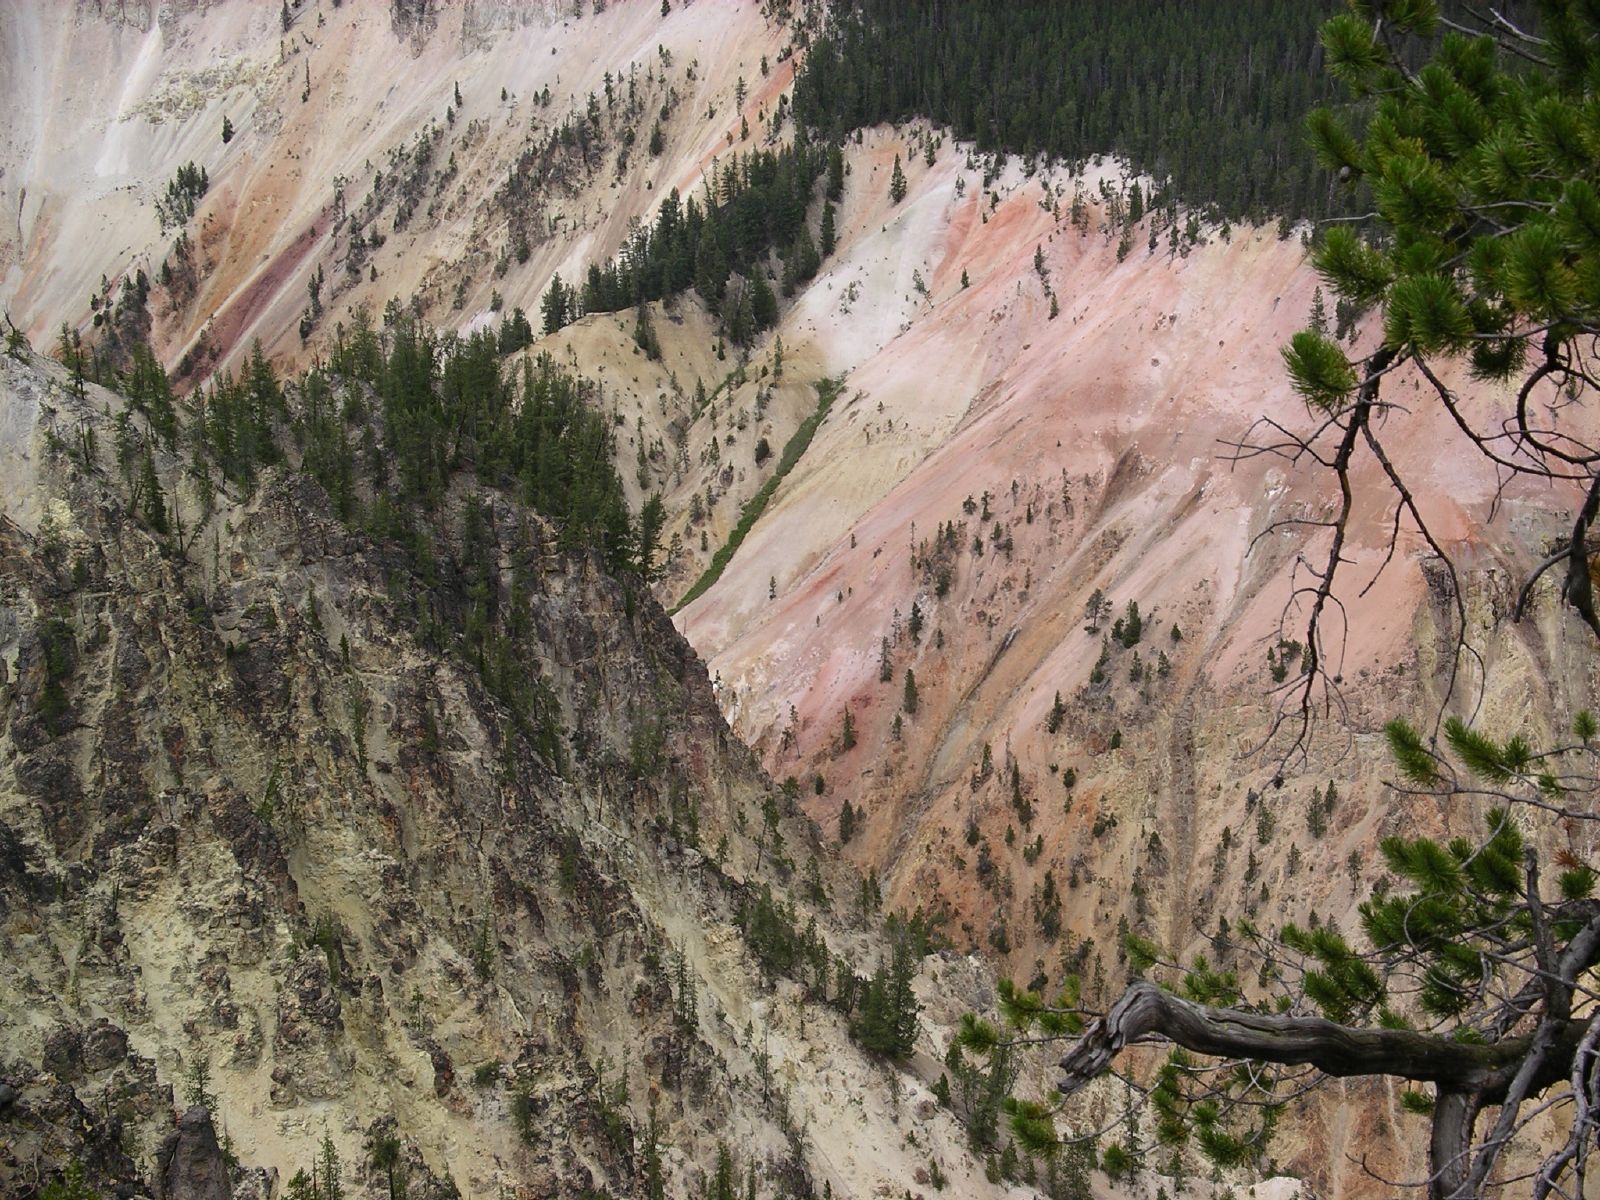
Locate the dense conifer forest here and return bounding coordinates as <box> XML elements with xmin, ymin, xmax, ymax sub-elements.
<box><xmin>794</xmin><ymin>0</ymin><xmax>1350</xmax><ymax>222</ymax></box>
<box><xmin>561</xmin><ymin>141</ymin><xmax>831</xmax><ymax>344</ymax></box>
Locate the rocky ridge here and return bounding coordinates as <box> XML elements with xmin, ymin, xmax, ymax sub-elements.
<box><xmin>0</xmin><ymin>350</ymin><xmax>1034</xmax><ymax>1199</ymax></box>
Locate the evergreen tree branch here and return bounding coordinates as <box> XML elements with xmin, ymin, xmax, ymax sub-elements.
<box><xmin>1059</xmin><ymin>979</ymin><xmax>1594</xmax><ymax>1198</ymax></box>
<box><xmin>1056</xmin><ymin>980</ymin><xmax>1579</xmax><ymax>1097</ymax></box>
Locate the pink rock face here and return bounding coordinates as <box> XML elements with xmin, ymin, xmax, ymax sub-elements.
<box><xmin>665</xmin><ymin>145</ymin><xmax>1596</xmax><ymax>1199</ymax></box>
<box><xmin>678</xmin><ymin>132</ymin><xmax>1590</xmax><ymax>1069</ymax></box>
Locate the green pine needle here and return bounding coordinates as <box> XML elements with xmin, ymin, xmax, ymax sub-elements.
<box><xmin>1321</xmin><ymin>13</ymin><xmax>1388</xmax><ymax>91</ymax></box>
<box><xmin>1560</xmin><ymin>865</ymin><xmax>1597</xmax><ymax>900</ymax></box>
<box><xmin>1387</xmin><ymin>0</ymin><xmax>1441</xmax><ymax>36</ymax></box>
<box><xmin>1503</xmin><ymin>221</ymin><xmax>1580</xmax><ymax>318</ymax></box>
<box><xmin>1444</xmin><ymin>717</ymin><xmax>1513</xmax><ymax>782</ymax></box>
<box><xmin>956</xmin><ymin>1011</ymin><xmax>999</xmax><ymax>1054</ymax></box>
<box><xmin>1306</xmin><ymin>107</ymin><xmax>1364</xmax><ymax>174</ymax></box>
<box><xmin>1385</xmin><ymin>718</ymin><xmax>1440</xmax><ymax>785</ymax></box>
<box><xmin>1124</xmin><ymin>931</ymin><xmax>1166</xmax><ymax>973</ymax></box>
<box><xmin>1283</xmin><ymin>330</ymin><xmax>1358</xmax><ymax>410</ymax></box>
<box><xmin>1557</xmin><ymin>181</ymin><xmax>1600</xmax><ymax>256</ymax></box>
<box><xmin>1314</xmin><ymin>226</ymin><xmax>1395</xmax><ymax>306</ymax></box>
<box><xmin>1384</xmin><ymin>273</ymin><xmax>1474</xmax><ymax>353</ymax></box>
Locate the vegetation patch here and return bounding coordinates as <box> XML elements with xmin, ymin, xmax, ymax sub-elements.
<box><xmin>672</xmin><ymin>376</ymin><xmax>842</xmax><ymax>612</ymax></box>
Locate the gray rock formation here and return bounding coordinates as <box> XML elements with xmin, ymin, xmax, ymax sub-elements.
<box><xmin>152</xmin><ymin>1107</ymin><xmax>230</xmax><ymax>1200</ymax></box>
<box><xmin>0</xmin><ymin>352</ymin><xmax>1012</xmax><ymax>1200</ymax></box>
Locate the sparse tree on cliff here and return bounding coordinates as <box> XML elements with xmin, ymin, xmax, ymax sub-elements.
<box><xmin>370</xmin><ymin>1130</ymin><xmax>402</xmax><ymax>1200</ymax></box>
<box><xmin>962</xmin><ymin>6</ymin><xmax>1600</xmax><ymax>1198</ymax></box>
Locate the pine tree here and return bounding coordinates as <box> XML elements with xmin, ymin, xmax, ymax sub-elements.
<box><xmin>820</xmin><ymin>201</ymin><xmax>837</xmax><ymax>258</ymax></box>
<box><xmin>709</xmin><ymin>1144</ymin><xmax>737</xmax><ymax>1200</ymax></box>
<box><xmin>695</xmin><ymin>224</ymin><xmax>729</xmax><ymax>305</ymax></box>
<box><xmin>902</xmin><ymin>668</ymin><xmax>918</xmax><ymax>715</ymax></box>
<box><xmin>635</xmin><ymin>494</ymin><xmax>665</xmax><ymax>580</ymax></box>
<box><xmin>370</xmin><ymin>1131</ymin><xmax>402</xmax><ymax>1200</ymax></box>
<box><xmin>318</xmin><ymin>1130</ymin><xmax>342</xmax><ymax>1200</ymax></box>
<box><xmin>642</xmin><ymin>1105</ymin><xmax>666</xmax><ymax>1200</ymax></box>
<box><xmin>221</xmin><ymin>114</ymin><xmax>234</xmax><ymax>144</ymax></box>
<box><xmin>1083</xmin><ymin>587</ymin><xmax>1108</xmax><ymax>632</ymax></box>
<box><xmin>790</xmin><ymin>226</ymin><xmax>820</xmax><ymax>288</ymax></box>
<box><xmin>852</xmin><ymin>929</ymin><xmax>922</xmax><ymax>1058</ymax></box>
<box><xmin>723</xmin><ymin>280</ymin><xmax>755</xmax><ymax>345</ymax></box>
<box><xmin>138</xmin><ymin>453</ymin><xmax>168</xmax><ymax>534</ymax></box>
<box><xmin>1118</xmin><ymin>599</ymin><xmax>1142</xmax><ymax>647</ymax></box>
<box><xmin>672</xmin><ymin>947</ymin><xmax>697</xmax><ymax>1037</ymax></box>
<box><xmin>889</xmin><ymin>154</ymin><xmax>907</xmax><ymax>204</ymax></box>
<box><xmin>1046</xmin><ymin>691</ymin><xmax>1065</xmax><ymax>734</ymax></box>
<box><xmin>183</xmin><ymin>1054</ymin><xmax>215</xmax><ymax>1110</ymax></box>
<box><xmin>57</xmin><ymin>323</ymin><xmax>85</xmax><ymax>398</ymax></box>
<box><xmin>750</xmin><ymin>270</ymin><xmax>778</xmax><ymax>331</ymax></box>
<box><xmin>541</xmin><ymin>274</ymin><xmax>569</xmax><ymax>334</ymax></box>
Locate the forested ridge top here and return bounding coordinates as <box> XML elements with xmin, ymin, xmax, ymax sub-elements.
<box><xmin>794</xmin><ymin>0</ymin><xmax>1345</xmax><ymax>221</ymax></box>
<box><xmin>793</xmin><ymin>0</ymin><xmax>1534</xmax><ymax>223</ymax></box>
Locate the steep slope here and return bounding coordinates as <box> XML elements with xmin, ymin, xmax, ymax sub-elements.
<box><xmin>683</xmin><ymin>128</ymin><xmax>1590</xmax><ymax>888</ymax></box>
<box><xmin>672</xmin><ymin>132</ymin><xmax>1600</xmax><ymax>1197</ymax></box>
<box><xmin>0</xmin><ymin>348</ymin><xmax>1032</xmax><ymax>1200</ymax></box>
<box><xmin>0</xmin><ymin>0</ymin><xmax>787</xmax><ymax>378</ymax></box>
<box><xmin>6</xmin><ymin>3</ymin><xmax>1600</xmax><ymax>1197</ymax></box>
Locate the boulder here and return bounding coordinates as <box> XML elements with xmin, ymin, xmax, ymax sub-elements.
<box><xmin>152</xmin><ymin>1106</ymin><xmax>230</xmax><ymax>1200</ymax></box>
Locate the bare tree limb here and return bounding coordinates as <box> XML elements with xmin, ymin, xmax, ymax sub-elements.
<box><xmin>1058</xmin><ymin>980</ymin><xmax>1594</xmax><ymax>1199</ymax></box>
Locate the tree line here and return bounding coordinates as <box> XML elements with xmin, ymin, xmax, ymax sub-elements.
<box><xmin>794</xmin><ymin>0</ymin><xmax>1351</xmax><ymax>223</ymax></box>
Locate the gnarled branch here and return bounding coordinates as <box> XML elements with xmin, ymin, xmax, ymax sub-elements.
<box><xmin>1059</xmin><ymin>980</ymin><xmax>1593</xmax><ymax>1199</ymax></box>
<box><xmin>1059</xmin><ymin>981</ymin><xmax>1534</xmax><ymax>1098</ymax></box>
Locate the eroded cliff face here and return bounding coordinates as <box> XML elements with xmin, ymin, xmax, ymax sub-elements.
<box><xmin>0</xmin><ymin>351</ymin><xmax>1033</xmax><ymax>1200</ymax></box>
<box><xmin>0</xmin><ymin>0</ymin><xmax>788</xmax><ymax>379</ymax></box>
<box><xmin>671</xmin><ymin>147</ymin><xmax>1600</xmax><ymax>1195</ymax></box>
<box><xmin>7</xmin><ymin>3</ymin><xmax>1600</xmax><ymax>1198</ymax></box>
